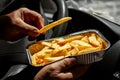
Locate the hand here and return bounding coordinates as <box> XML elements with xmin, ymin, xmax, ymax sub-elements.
<box><xmin>34</xmin><ymin>58</ymin><xmax>91</xmax><ymax>80</ymax></box>
<box><xmin>0</xmin><ymin>7</ymin><xmax>44</xmax><ymax>41</ymax></box>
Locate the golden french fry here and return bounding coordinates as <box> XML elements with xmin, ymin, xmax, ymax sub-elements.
<box><xmin>97</xmin><ymin>35</ymin><xmax>108</xmax><ymax>48</ymax></box>
<box><xmin>52</xmin><ymin>49</ymin><xmax>68</xmax><ymax>57</ymax></box>
<box><xmin>66</xmin><ymin>48</ymin><xmax>79</xmax><ymax>56</ymax></box>
<box><xmin>71</xmin><ymin>40</ymin><xmax>92</xmax><ymax>47</ymax></box>
<box><xmin>88</xmin><ymin>33</ymin><xmax>100</xmax><ymax>46</ymax></box>
<box><xmin>51</xmin><ymin>43</ymin><xmax>60</xmax><ymax>49</ymax></box>
<box><xmin>80</xmin><ymin>36</ymin><xmax>89</xmax><ymax>43</ymax></box>
<box><xmin>31</xmin><ymin>55</ymin><xmax>37</xmax><ymax>65</ymax></box>
<box><xmin>59</xmin><ymin>43</ymin><xmax>72</xmax><ymax>50</ymax></box>
<box><xmin>58</xmin><ymin>35</ymin><xmax>83</xmax><ymax>45</ymax></box>
<box><xmin>39</xmin><ymin>17</ymin><xmax>72</xmax><ymax>34</ymax></box>
<box><xmin>44</xmin><ymin>56</ymin><xmax>64</xmax><ymax>62</ymax></box>
<box><xmin>41</xmin><ymin>42</ymin><xmax>52</xmax><ymax>47</ymax></box>
<box><xmin>28</xmin><ymin>43</ymin><xmax>44</xmax><ymax>55</ymax></box>
<box><xmin>78</xmin><ymin>47</ymin><xmax>101</xmax><ymax>54</ymax></box>
<box><xmin>30</xmin><ymin>32</ymin><xmax>108</xmax><ymax>66</ymax></box>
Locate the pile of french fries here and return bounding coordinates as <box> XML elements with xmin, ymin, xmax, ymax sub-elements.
<box><xmin>28</xmin><ymin>32</ymin><xmax>108</xmax><ymax>66</ymax></box>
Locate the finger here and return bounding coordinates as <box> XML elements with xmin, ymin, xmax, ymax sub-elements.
<box><xmin>34</xmin><ymin>58</ymin><xmax>76</xmax><ymax>80</ymax></box>
<box><xmin>56</xmin><ymin>72</ymin><xmax>74</xmax><ymax>80</ymax></box>
<box><xmin>14</xmin><ymin>8</ymin><xmax>44</xmax><ymax>37</ymax></box>
<box><xmin>55</xmin><ymin>64</ymin><xmax>91</xmax><ymax>80</ymax></box>
<box><xmin>50</xmin><ymin>58</ymin><xmax>76</xmax><ymax>71</ymax></box>
<box><xmin>22</xmin><ymin>8</ymin><xmax>44</xmax><ymax>29</ymax></box>
<box><xmin>15</xmin><ymin>18</ymin><xmax>40</xmax><ymax>37</ymax></box>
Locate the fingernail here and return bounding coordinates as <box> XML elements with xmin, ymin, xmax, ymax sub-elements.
<box><xmin>33</xmin><ymin>29</ymin><xmax>39</xmax><ymax>36</ymax></box>
<box><xmin>33</xmin><ymin>29</ymin><xmax>39</xmax><ymax>33</ymax></box>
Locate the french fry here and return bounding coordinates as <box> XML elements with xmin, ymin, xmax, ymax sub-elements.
<box><xmin>28</xmin><ymin>43</ymin><xmax>44</xmax><ymax>55</ymax></box>
<box><xmin>51</xmin><ymin>49</ymin><xmax>68</xmax><ymax>57</ymax></box>
<box><xmin>80</xmin><ymin>36</ymin><xmax>89</xmax><ymax>43</ymax></box>
<box><xmin>70</xmin><ymin>40</ymin><xmax>92</xmax><ymax>47</ymax></box>
<box><xmin>58</xmin><ymin>35</ymin><xmax>83</xmax><ymax>45</ymax></box>
<box><xmin>39</xmin><ymin>17</ymin><xmax>72</xmax><ymax>34</ymax></box>
<box><xmin>31</xmin><ymin>55</ymin><xmax>37</xmax><ymax>65</ymax></box>
<box><xmin>66</xmin><ymin>48</ymin><xmax>79</xmax><ymax>56</ymax></box>
<box><xmin>88</xmin><ymin>33</ymin><xmax>100</xmax><ymax>46</ymax></box>
<box><xmin>44</xmin><ymin>56</ymin><xmax>64</xmax><ymax>62</ymax></box>
<box><xmin>30</xmin><ymin>32</ymin><xmax>108</xmax><ymax>66</ymax></box>
<box><xmin>97</xmin><ymin>35</ymin><xmax>108</xmax><ymax>49</ymax></box>
<box><xmin>78</xmin><ymin>47</ymin><xmax>101</xmax><ymax>54</ymax></box>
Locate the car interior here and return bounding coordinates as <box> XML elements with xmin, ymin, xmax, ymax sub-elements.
<box><xmin>0</xmin><ymin>0</ymin><xmax>120</xmax><ymax>80</ymax></box>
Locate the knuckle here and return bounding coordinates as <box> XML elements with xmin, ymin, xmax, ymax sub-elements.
<box><xmin>62</xmin><ymin>58</ymin><xmax>75</xmax><ymax>66</ymax></box>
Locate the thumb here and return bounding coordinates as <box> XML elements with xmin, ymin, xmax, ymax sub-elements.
<box><xmin>50</xmin><ymin>57</ymin><xmax>76</xmax><ymax>71</ymax></box>
<box><xmin>34</xmin><ymin>58</ymin><xmax>76</xmax><ymax>80</ymax></box>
